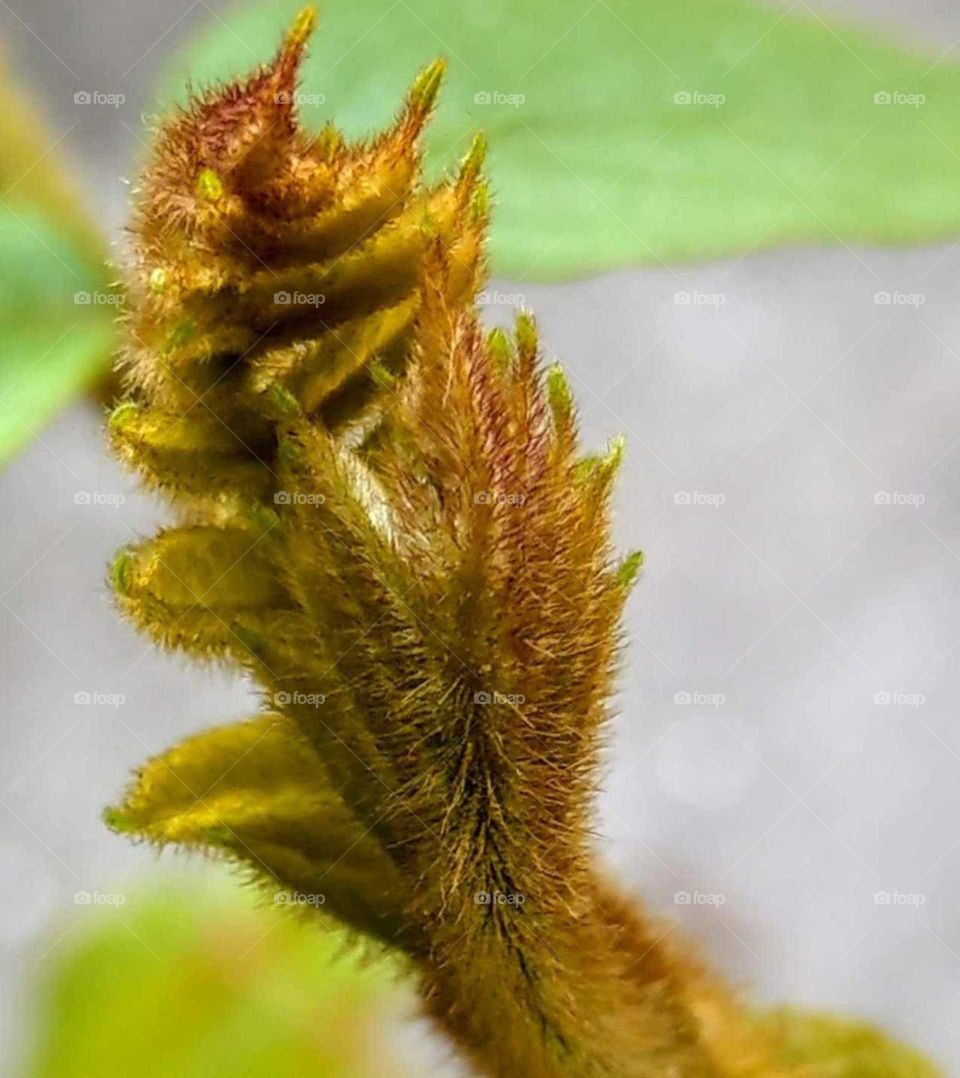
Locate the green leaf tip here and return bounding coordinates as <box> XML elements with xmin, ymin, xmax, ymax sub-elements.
<box><xmin>268</xmin><ymin>383</ymin><xmax>302</xmax><ymax>418</ymax></box>
<box><xmin>515</xmin><ymin>310</ymin><xmax>538</xmax><ymax>356</ymax></box>
<box><xmin>102</xmin><ymin>804</ymin><xmax>134</xmax><ymax>835</ymax></box>
<box><xmin>195</xmin><ymin>167</ymin><xmax>224</xmax><ymax>203</ymax></box>
<box><xmin>410</xmin><ymin>58</ymin><xmax>446</xmax><ymax>112</ymax></box>
<box><xmin>108</xmin><ymin>400</ymin><xmax>138</xmax><ymax>432</ymax></box>
<box><xmin>487</xmin><ymin>327</ymin><xmax>513</xmax><ymax>374</ymax></box>
<box><xmin>615</xmin><ymin>550</ymin><xmax>644</xmax><ymax>591</ymax></box>
<box><xmin>460</xmin><ymin>132</ymin><xmax>488</xmax><ymax>180</ymax></box>
<box><xmin>546</xmin><ymin>363</ymin><xmax>572</xmax><ymax>422</ymax></box>
<box><xmin>109</xmin><ymin>547</ymin><xmax>134</xmax><ymax>597</ymax></box>
<box><xmin>602</xmin><ymin>433</ymin><xmax>625</xmax><ymax>475</ymax></box>
<box><xmin>369</xmin><ymin>359</ymin><xmax>397</xmax><ymax>390</ymax></box>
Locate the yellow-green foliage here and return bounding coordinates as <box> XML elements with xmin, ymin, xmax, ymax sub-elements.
<box><xmin>27</xmin><ymin>880</ymin><xmax>405</xmax><ymax>1078</ymax></box>
<box><xmin>104</xmin><ymin>9</ymin><xmax>938</xmax><ymax>1077</ymax></box>
<box><xmin>757</xmin><ymin>1009</ymin><xmax>941</xmax><ymax>1077</ymax></box>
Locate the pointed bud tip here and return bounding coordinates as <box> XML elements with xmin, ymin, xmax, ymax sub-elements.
<box><xmin>411</xmin><ymin>58</ymin><xmax>446</xmax><ymax>112</ymax></box>
<box><xmin>460</xmin><ymin>131</ymin><xmax>488</xmax><ymax>177</ymax></box>
<box><xmin>102</xmin><ymin>805</ymin><xmax>134</xmax><ymax>834</ymax></box>
<box><xmin>487</xmin><ymin>326</ymin><xmax>513</xmax><ymax>373</ymax></box>
<box><xmin>604</xmin><ymin>433</ymin><xmax>625</xmax><ymax>471</ymax></box>
<box><xmin>616</xmin><ymin>549</ymin><xmax>644</xmax><ymax>590</ymax></box>
<box><xmin>546</xmin><ymin>363</ymin><xmax>573</xmax><ymax>418</ymax></box>
<box><xmin>287</xmin><ymin>6</ymin><xmax>318</xmax><ymax>49</ymax></box>
<box><xmin>515</xmin><ymin>310</ymin><xmax>538</xmax><ymax>354</ymax></box>
<box><xmin>108</xmin><ymin>401</ymin><xmax>138</xmax><ymax>433</ymax></box>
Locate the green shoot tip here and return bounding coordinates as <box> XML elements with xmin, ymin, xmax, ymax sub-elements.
<box><xmin>411</xmin><ymin>58</ymin><xmax>446</xmax><ymax>112</ymax></box>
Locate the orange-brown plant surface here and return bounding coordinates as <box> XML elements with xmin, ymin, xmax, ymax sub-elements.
<box><xmin>104</xmin><ymin>10</ymin><xmax>939</xmax><ymax>1077</ymax></box>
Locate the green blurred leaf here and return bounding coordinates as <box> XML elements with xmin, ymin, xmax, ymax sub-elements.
<box><xmin>0</xmin><ymin>54</ymin><xmax>116</xmax><ymax>465</ymax></box>
<box><xmin>758</xmin><ymin>1007</ymin><xmax>942</xmax><ymax>1076</ymax></box>
<box><xmin>0</xmin><ymin>207</ymin><xmax>116</xmax><ymax>462</ymax></box>
<box><xmin>27</xmin><ymin>879</ymin><xmax>407</xmax><ymax>1078</ymax></box>
<box><xmin>157</xmin><ymin>0</ymin><xmax>960</xmax><ymax>279</ymax></box>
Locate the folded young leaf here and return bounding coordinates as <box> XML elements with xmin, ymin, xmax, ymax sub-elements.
<box><xmin>105</xmin><ymin>714</ymin><xmax>408</xmax><ymax>948</ymax></box>
<box><xmin>112</xmin><ymin>524</ymin><xmax>292</xmax><ymax>658</ymax></box>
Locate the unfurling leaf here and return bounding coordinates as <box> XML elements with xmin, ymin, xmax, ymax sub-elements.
<box><xmin>106</xmin><ymin>10</ymin><xmax>937</xmax><ymax>1077</ymax></box>
<box><xmin>106</xmin><ymin>715</ymin><xmax>406</xmax><ymax>946</ymax></box>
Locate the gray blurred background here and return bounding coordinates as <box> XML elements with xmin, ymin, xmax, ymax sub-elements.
<box><xmin>2</xmin><ymin>0</ymin><xmax>960</xmax><ymax>1072</ymax></box>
